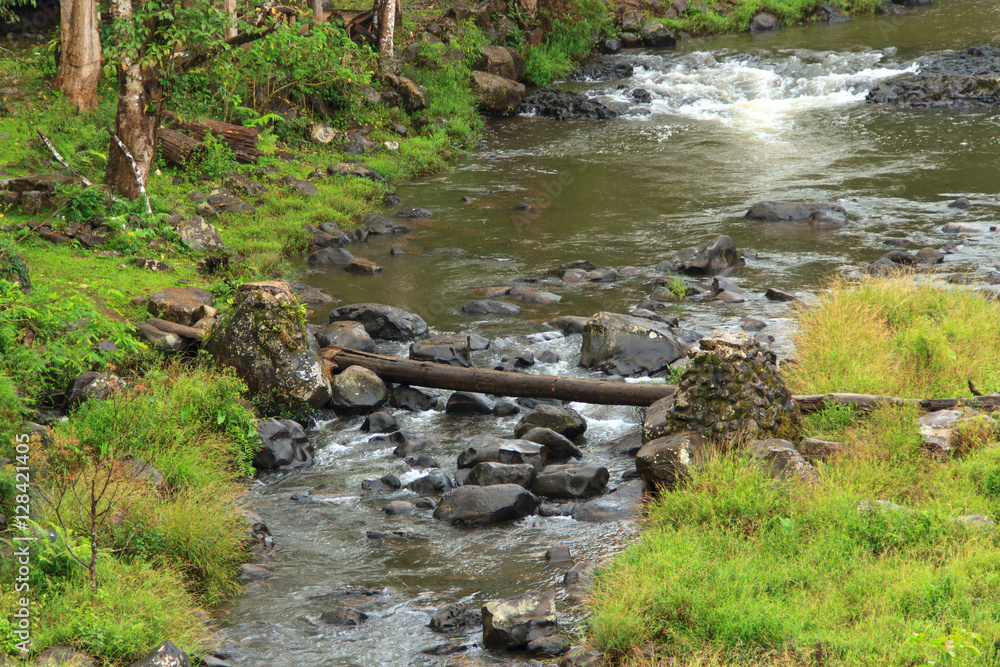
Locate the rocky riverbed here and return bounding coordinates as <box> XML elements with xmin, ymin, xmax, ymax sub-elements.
<box><xmin>214</xmin><ymin>3</ymin><xmax>1000</xmax><ymax>664</ymax></box>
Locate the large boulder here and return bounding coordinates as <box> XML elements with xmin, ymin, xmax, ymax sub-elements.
<box><xmin>466</xmin><ymin>462</ymin><xmax>537</xmax><ymax>489</ymax></box>
<box><xmin>382</xmin><ymin>73</ymin><xmax>430</xmax><ymax>112</ymax></box>
<box><xmin>147</xmin><ymin>287</ymin><xmax>216</xmax><ymax>326</ymax></box>
<box><xmin>255</xmin><ymin>418</ymin><xmax>314</xmax><ymax>472</ymax></box>
<box><xmin>176</xmin><ymin>216</ymin><xmax>223</xmax><ymax>251</ymax></box>
<box><xmin>639</xmin><ymin>20</ymin><xmax>676</xmax><ymax>47</ymax></box>
<box><xmin>657</xmin><ymin>333</ymin><xmax>801</xmax><ymax>444</ymax></box>
<box><xmin>433</xmin><ymin>484</ymin><xmax>540</xmax><ymax>526</ymax></box>
<box><xmin>636</xmin><ymin>432</ymin><xmax>705</xmax><ymax>492</ymax></box>
<box><xmin>316</xmin><ymin>321</ymin><xmax>377</xmax><ymax>352</ymax></box>
<box><xmin>67</xmin><ymin>371</ymin><xmax>126</xmax><ymax>408</ymax></box>
<box><xmin>579</xmin><ymin>312</ymin><xmax>688</xmax><ymax>376</ymax></box>
<box><xmin>476</xmin><ymin>45</ymin><xmax>525</xmax><ymax>81</ymax></box>
<box><xmin>531</xmin><ymin>464</ymin><xmax>609</xmax><ymax>499</ymax></box>
<box><xmin>472</xmin><ymin>71</ymin><xmax>526</xmax><ymax>114</ymax></box>
<box><xmin>457</xmin><ymin>436</ymin><xmax>547</xmax><ymax>471</ymax></box>
<box><xmin>482</xmin><ymin>590</ymin><xmax>558</xmax><ymax>650</ymax></box>
<box><xmin>520</xmin><ymin>427</ymin><xmax>583</xmax><ymax>461</ymax></box>
<box><xmin>328</xmin><ymin>303</ymin><xmax>428</xmax><ymax>341</ymax></box>
<box><xmin>515</xmin><ymin>406</ymin><xmax>587</xmax><ymax>440</ymax></box>
<box><xmin>657</xmin><ymin>235</ymin><xmax>740</xmax><ymax>276</ymax></box>
<box><xmin>207</xmin><ymin>281</ymin><xmax>331</xmax><ymax>408</ymax></box>
<box><xmin>746</xmin><ymin>201</ymin><xmax>847</xmax><ymax>222</ymax></box>
<box><xmin>328</xmin><ymin>365</ymin><xmax>388</xmax><ymax>412</ymax></box>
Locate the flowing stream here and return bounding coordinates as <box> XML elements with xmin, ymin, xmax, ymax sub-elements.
<box><xmin>215</xmin><ymin>2</ymin><xmax>1000</xmax><ymax>664</ymax></box>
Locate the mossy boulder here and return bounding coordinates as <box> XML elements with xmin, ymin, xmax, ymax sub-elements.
<box><xmin>207</xmin><ymin>281</ymin><xmax>331</xmax><ymax>409</ymax></box>
<box><xmin>659</xmin><ymin>333</ymin><xmax>802</xmax><ymax>444</ymax></box>
<box><xmin>328</xmin><ymin>365</ymin><xmax>388</xmax><ymax>412</ymax></box>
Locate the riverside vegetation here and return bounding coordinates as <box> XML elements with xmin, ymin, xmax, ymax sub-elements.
<box><xmin>0</xmin><ymin>0</ymin><xmax>925</xmax><ymax>664</ymax></box>
<box><xmin>589</xmin><ymin>277</ymin><xmax>1000</xmax><ymax>666</ymax></box>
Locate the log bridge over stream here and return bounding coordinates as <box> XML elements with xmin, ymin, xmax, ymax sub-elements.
<box><xmin>320</xmin><ymin>346</ymin><xmax>1000</xmax><ymax>414</ymax></box>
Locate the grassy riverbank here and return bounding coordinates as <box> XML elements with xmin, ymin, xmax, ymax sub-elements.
<box><xmin>588</xmin><ymin>277</ymin><xmax>1000</xmax><ymax>666</ymax></box>
<box><xmin>651</xmin><ymin>0</ymin><xmax>882</xmax><ymax>36</ymax></box>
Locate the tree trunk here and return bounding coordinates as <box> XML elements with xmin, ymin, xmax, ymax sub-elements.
<box><xmin>157</xmin><ymin>128</ymin><xmax>200</xmax><ymax>166</ymax></box>
<box><xmin>105</xmin><ymin>0</ymin><xmax>163</xmax><ymax>200</ymax></box>
<box><xmin>224</xmin><ymin>0</ymin><xmax>237</xmax><ymax>39</ymax></box>
<box><xmin>54</xmin><ymin>0</ymin><xmax>101</xmax><ymax>110</ymax></box>
<box><xmin>321</xmin><ymin>347</ymin><xmax>677</xmax><ymax>406</ymax></box>
<box><xmin>310</xmin><ymin>0</ymin><xmax>323</xmax><ymax>22</ymax></box>
<box><xmin>376</xmin><ymin>0</ymin><xmax>395</xmax><ymax>60</ymax></box>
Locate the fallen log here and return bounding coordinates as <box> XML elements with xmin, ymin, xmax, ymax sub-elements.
<box><xmin>161</xmin><ymin>111</ymin><xmax>263</xmax><ymax>164</ymax></box>
<box><xmin>145</xmin><ymin>318</ymin><xmax>205</xmax><ymax>341</ymax></box>
<box><xmin>793</xmin><ymin>393</ymin><xmax>1000</xmax><ymax>414</ymax></box>
<box><xmin>157</xmin><ymin>128</ymin><xmax>200</xmax><ymax>166</ymax></box>
<box><xmin>321</xmin><ymin>346</ymin><xmax>676</xmax><ymax>406</ymax></box>
<box><xmin>321</xmin><ymin>347</ymin><xmax>1000</xmax><ymax>412</ymax></box>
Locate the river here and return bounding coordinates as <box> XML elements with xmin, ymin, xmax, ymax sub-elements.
<box><xmin>215</xmin><ymin>2</ymin><xmax>1000</xmax><ymax>665</ymax></box>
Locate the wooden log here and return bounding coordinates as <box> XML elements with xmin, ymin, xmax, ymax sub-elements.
<box><xmin>321</xmin><ymin>346</ymin><xmax>676</xmax><ymax>406</ymax></box>
<box><xmin>145</xmin><ymin>317</ymin><xmax>205</xmax><ymax>341</ymax></box>
<box><xmin>793</xmin><ymin>392</ymin><xmax>1000</xmax><ymax>414</ymax></box>
<box><xmin>162</xmin><ymin>111</ymin><xmax>263</xmax><ymax>163</ymax></box>
<box><xmin>321</xmin><ymin>347</ymin><xmax>1000</xmax><ymax>412</ymax></box>
<box><xmin>157</xmin><ymin>128</ymin><xmax>200</xmax><ymax>166</ymax></box>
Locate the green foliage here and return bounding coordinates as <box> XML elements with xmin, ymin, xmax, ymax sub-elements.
<box><xmin>522</xmin><ymin>0</ymin><xmax>610</xmax><ymax>85</ymax></box>
<box><xmin>804</xmin><ymin>403</ymin><xmax>860</xmax><ymax>438</ymax></box>
<box><xmin>114</xmin><ymin>486</ymin><xmax>248</xmax><ymax>604</ymax></box>
<box><xmin>55</xmin><ymin>183</ymin><xmax>108</xmax><ymax>223</ymax></box>
<box><xmin>0</xmin><ymin>238</ymin><xmax>30</xmax><ymax>291</ymax></box>
<box><xmin>650</xmin><ymin>0</ymin><xmax>882</xmax><ymax>36</ymax></box>
<box><xmin>185</xmin><ymin>131</ymin><xmax>240</xmax><ymax>181</ymax></box>
<box><xmin>179</xmin><ymin>20</ymin><xmax>375</xmax><ymax>121</ymax></box>
<box><xmin>907</xmin><ymin>627</ymin><xmax>984</xmax><ymax>667</ymax></box>
<box><xmin>0</xmin><ymin>278</ymin><xmax>148</xmax><ymax>402</ymax></box>
<box><xmin>0</xmin><ymin>375</ymin><xmax>23</xmax><ymax>460</ymax></box>
<box><xmin>29</xmin><ymin>557</ymin><xmax>214</xmax><ymax>662</ymax></box>
<box><xmin>65</xmin><ymin>365</ymin><xmax>260</xmax><ymax>486</ymax></box>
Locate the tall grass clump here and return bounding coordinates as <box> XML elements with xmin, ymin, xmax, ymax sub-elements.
<box><xmin>789</xmin><ymin>276</ymin><xmax>1000</xmax><ymax>398</ymax></box>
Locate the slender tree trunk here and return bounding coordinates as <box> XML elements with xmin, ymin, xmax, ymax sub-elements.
<box><xmin>105</xmin><ymin>0</ymin><xmax>163</xmax><ymax>200</ymax></box>
<box><xmin>377</xmin><ymin>0</ymin><xmax>395</xmax><ymax>60</ymax></box>
<box><xmin>54</xmin><ymin>0</ymin><xmax>102</xmax><ymax>110</ymax></box>
<box><xmin>310</xmin><ymin>0</ymin><xmax>323</xmax><ymax>22</ymax></box>
<box><xmin>224</xmin><ymin>0</ymin><xmax>237</xmax><ymax>39</ymax></box>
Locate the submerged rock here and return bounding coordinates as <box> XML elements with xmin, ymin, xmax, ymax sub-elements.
<box><xmin>521</xmin><ymin>88</ymin><xmax>619</xmax><ymax>121</ymax></box>
<box><xmin>867</xmin><ymin>46</ymin><xmax>1000</xmax><ymax>108</ymax></box>
<box><xmin>746</xmin><ymin>201</ymin><xmax>847</xmax><ymax>222</ymax></box>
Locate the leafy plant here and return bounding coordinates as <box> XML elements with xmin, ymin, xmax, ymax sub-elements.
<box><xmin>906</xmin><ymin>627</ymin><xmax>983</xmax><ymax>666</ymax></box>
<box><xmin>56</xmin><ymin>183</ymin><xmax>107</xmax><ymax>223</ymax></box>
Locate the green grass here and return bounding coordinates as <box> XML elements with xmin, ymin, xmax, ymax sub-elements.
<box><xmin>789</xmin><ymin>276</ymin><xmax>1000</xmax><ymax>398</ymax></box>
<box><xmin>589</xmin><ymin>279</ymin><xmax>1000</xmax><ymax>666</ymax></box>
<box><xmin>645</xmin><ymin>0</ymin><xmax>882</xmax><ymax>36</ymax></box>
<box><xmin>24</xmin><ymin>557</ymin><xmax>216</xmax><ymax>663</ymax></box>
<box><xmin>0</xmin><ymin>365</ymin><xmax>255</xmax><ymax>660</ymax></box>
